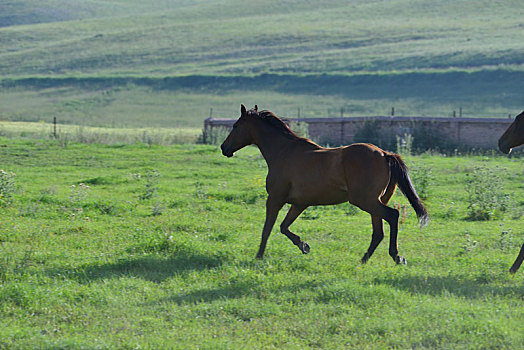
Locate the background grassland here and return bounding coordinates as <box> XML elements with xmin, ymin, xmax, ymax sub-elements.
<box><xmin>1</xmin><ymin>0</ymin><xmax>524</xmax><ymax>127</ymax></box>
<box><xmin>0</xmin><ymin>138</ymin><xmax>523</xmax><ymax>348</ymax></box>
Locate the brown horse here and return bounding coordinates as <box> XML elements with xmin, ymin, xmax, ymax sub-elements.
<box><xmin>221</xmin><ymin>105</ymin><xmax>428</xmax><ymax>264</ymax></box>
<box><xmin>498</xmin><ymin>110</ymin><xmax>524</xmax><ymax>273</ymax></box>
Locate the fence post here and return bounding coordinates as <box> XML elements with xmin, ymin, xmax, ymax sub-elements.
<box><xmin>53</xmin><ymin>117</ymin><xmax>57</xmax><ymax>139</ymax></box>
<box><xmin>391</xmin><ymin>107</ymin><xmax>395</xmax><ymax>116</ymax></box>
<box><xmin>203</xmin><ymin>120</ymin><xmax>208</xmax><ymax>144</ymax></box>
<box><xmin>340</xmin><ymin>119</ymin><xmax>344</xmax><ymax>145</ymax></box>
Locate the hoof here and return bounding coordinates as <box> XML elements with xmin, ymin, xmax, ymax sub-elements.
<box><xmin>361</xmin><ymin>254</ymin><xmax>370</xmax><ymax>264</ymax></box>
<box><xmin>395</xmin><ymin>256</ymin><xmax>407</xmax><ymax>265</ymax></box>
<box><xmin>298</xmin><ymin>241</ymin><xmax>310</xmax><ymax>254</ymax></box>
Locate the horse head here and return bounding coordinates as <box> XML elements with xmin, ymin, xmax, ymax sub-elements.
<box><xmin>499</xmin><ymin>111</ymin><xmax>524</xmax><ymax>154</ymax></box>
<box><xmin>221</xmin><ymin>104</ymin><xmax>258</xmax><ymax>157</ymax></box>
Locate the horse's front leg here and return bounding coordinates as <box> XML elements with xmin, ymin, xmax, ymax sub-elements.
<box><xmin>256</xmin><ymin>196</ymin><xmax>284</xmax><ymax>259</ymax></box>
<box><xmin>509</xmin><ymin>242</ymin><xmax>524</xmax><ymax>274</ymax></box>
<box><xmin>280</xmin><ymin>204</ymin><xmax>310</xmax><ymax>254</ymax></box>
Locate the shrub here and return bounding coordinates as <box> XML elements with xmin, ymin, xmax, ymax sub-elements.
<box><xmin>353</xmin><ymin>120</ymin><xmax>396</xmax><ymax>151</ymax></box>
<box><xmin>465</xmin><ymin>165</ymin><xmax>509</xmax><ymax>220</ymax></box>
<box><xmin>354</xmin><ymin>120</ymin><xmax>459</xmax><ymax>154</ymax></box>
<box><xmin>410</xmin><ymin>122</ymin><xmax>457</xmax><ymax>153</ymax></box>
<box><xmin>411</xmin><ymin>165</ymin><xmax>432</xmax><ymax>200</ymax></box>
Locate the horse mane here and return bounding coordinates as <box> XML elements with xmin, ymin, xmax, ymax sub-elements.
<box><xmin>250</xmin><ymin>109</ymin><xmax>313</xmax><ymax>143</ymax></box>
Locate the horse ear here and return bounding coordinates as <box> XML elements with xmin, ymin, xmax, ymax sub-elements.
<box><xmin>241</xmin><ymin>104</ymin><xmax>247</xmax><ymax>116</ymax></box>
<box><xmin>254</xmin><ymin>105</ymin><xmax>258</xmax><ymax>112</ymax></box>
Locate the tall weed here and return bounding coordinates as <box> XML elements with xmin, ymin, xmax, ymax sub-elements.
<box><xmin>65</xmin><ymin>183</ymin><xmax>91</xmax><ymax>219</ymax></box>
<box><xmin>0</xmin><ymin>170</ymin><xmax>16</xmax><ymax>207</ymax></box>
<box><xmin>498</xmin><ymin>228</ymin><xmax>514</xmax><ymax>252</ymax></box>
<box><xmin>202</xmin><ymin>127</ymin><xmax>230</xmax><ymax>145</ymax></box>
<box><xmin>290</xmin><ymin>121</ymin><xmax>309</xmax><ymax>139</ymax></box>
<box><xmin>138</xmin><ymin>169</ymin><xmax>160</xmax><ymax>200</ymax></box>
<box><xmin>396</xmin><ymin>133</ymin><xmax>413</xmax><ymax>157</ymax></box>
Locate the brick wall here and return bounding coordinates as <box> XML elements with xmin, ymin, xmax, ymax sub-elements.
<box><xmin>204</xmin><ymin>116</ymin><xmax>513</xmax><ymax>149</ymax></box>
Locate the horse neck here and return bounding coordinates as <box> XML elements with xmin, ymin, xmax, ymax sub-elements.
<box><xmin>252</xmin><ymin>126</ymin><xmax>317</xmax><ymax>166</ymax></box>
<box><xmin>517</xmin><ymin>121</ymin><xmax>524</xmax><ymax>147</ymax></box>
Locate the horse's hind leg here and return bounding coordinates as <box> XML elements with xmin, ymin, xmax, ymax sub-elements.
<box><xmin>379</xmin><ymin>185</ymin><xmax>406</xmax><ymax>264</ymax></box>
<box><xmin>280</xmin><ymin>204</ymin><xmax>310</xmax><ymax>254</ymax></box>
<box><xmin>509</xmin><ymin>242</ymin><xmax>524</xmax><ymax>274</ymax></box>
<box><xmin>386</xmin><ymin>205</ymin><xmax>406</xmax><ymax>265</ymax></box>
<box><xmin>359</xmin><ymin>200</ymin><xmax>404</xmax><ymax>265</ymax></box>
<box><xmin>361</xmin><ymin>184</ymin><xmax>397</xmax><ymax>263</ymax></box>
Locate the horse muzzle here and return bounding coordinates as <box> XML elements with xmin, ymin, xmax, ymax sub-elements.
<box><xmin>498</xmin><ymin>139</ymin><xmax>512</xmax><ymax>154</ymax></box>
<box><xmin>221</xmin><ymin>144</ymin><xmax>234</xmax><ymax>158</ymax></box>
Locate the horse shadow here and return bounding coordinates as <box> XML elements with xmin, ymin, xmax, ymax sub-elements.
<box><xmin>45</xmin><ymin>249</ymin><xmax>227</xmax><ymax>284</ymax></box>
<box><xmin>132</xmin><ymin>263</ymin><xmax>524</xmax><ymax>310</ymax></box>
<box><xmin>373</xmin><ymin>274</ymin><xmax>524</xmax><ymax>299</ymax></box>
<box><xmin>157</xmin><ymin>277</ymin><xmax>325</xmax><ymax>306</ymax></box>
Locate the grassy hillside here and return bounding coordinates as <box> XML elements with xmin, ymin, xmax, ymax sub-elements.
<box><xmin>2</xmin><ymin>0</ymin><xmax>524</xmax><ymax>77</ymax></box>
<box><xmin>1</xmin><ymin>0</ymin><xmax>523</xmax><ymax>127</ymax></box>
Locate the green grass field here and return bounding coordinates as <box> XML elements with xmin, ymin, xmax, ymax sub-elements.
<box><xmin>0</xmin><ymin>138</ymin><xmax>523</xmax><ymax>348</ymax></box>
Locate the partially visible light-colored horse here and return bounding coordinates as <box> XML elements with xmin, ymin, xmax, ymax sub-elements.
<box><xmin>498</xmin><ymin>111</ymin><xmax>524</xmax><ymax>273</ymax></box>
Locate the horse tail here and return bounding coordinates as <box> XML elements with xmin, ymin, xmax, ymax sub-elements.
<box><xmin>385</xmin><ymin>153</ymin><xmax>429</xmax><ymax>227</ymax></box>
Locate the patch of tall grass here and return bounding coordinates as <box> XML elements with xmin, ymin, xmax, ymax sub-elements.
<box><xmin>0</xmin><ymin>121</ymin><xmax>200</xmax><ymax>145</ymax></box>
